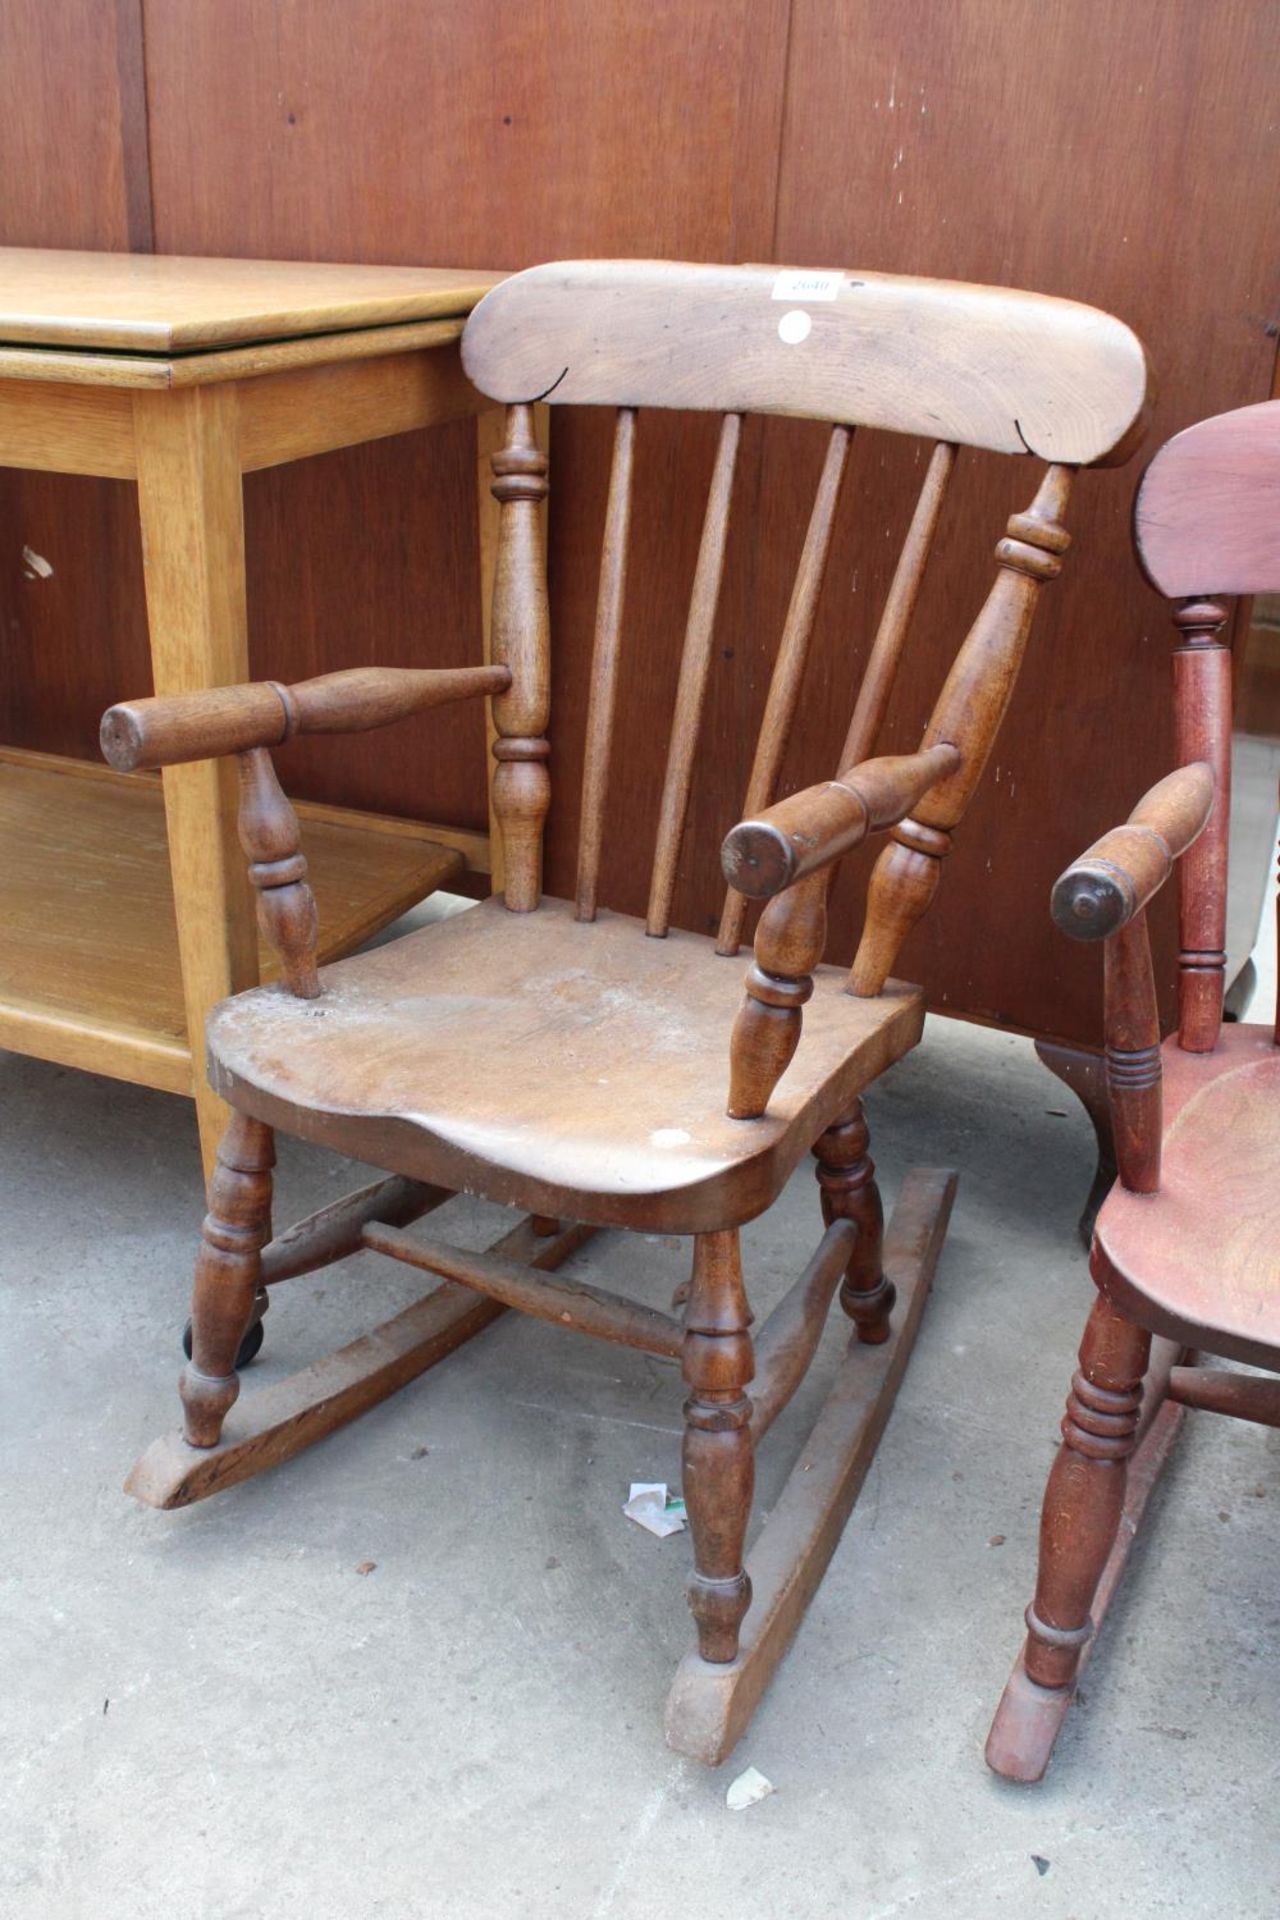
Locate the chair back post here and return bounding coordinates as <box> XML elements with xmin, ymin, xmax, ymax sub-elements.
<box><xmin>488</xmin><ymin>404</ymin><xmax>552</xmax><ymax>912</ymax></box>
<box><xmin>1170</xmin><ymin>597</ymin><xmax>1232</xmax><ymax>1051</ymax></box>
<box><xmin>847</xmin><ymin>462</ymin><xmax>1074</xmax><ymax>996</ymax></box>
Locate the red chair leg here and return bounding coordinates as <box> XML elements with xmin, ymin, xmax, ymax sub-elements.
<box><xmin>987</xmin><ymin>1290</ymin><xmax>1151</xmax><ymax>1781</ymax></box>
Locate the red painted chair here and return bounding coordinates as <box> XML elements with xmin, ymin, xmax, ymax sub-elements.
<box><xmin>987</xmin><ymin>398</ymin><xmax>1280</xmax><ymax>1783</ymax></box>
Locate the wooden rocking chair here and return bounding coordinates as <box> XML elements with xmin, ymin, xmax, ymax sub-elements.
<box><xmin>987</xmin><ymin>397</ymin><xmax>1280</xmax><ymax>1783</ymax></box>
<box><xmin>105</xmin><ymin>262</ymin><xmax>1148</xmax><ymax>1762</ymax></box>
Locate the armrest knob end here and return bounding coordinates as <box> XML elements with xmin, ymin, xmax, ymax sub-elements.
<box><xmin>1050</xmin><ymin>861</ymin><xmax>1136</xmax><ymax>942</ymax></box>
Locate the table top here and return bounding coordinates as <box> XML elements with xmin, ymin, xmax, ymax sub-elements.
<box><xmin>0</xmin><ymin>249</ymin><xmax>505</xmax><ymax>353</ymax></box>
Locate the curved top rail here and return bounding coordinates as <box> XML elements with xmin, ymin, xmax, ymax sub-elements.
<box><xmin>462</xmin><ymin>259</ymin><xmax>1149</xmax><ymax>465</ymax></box>
<box><xmin>1135</xmin><ymin>398</ymin><xmax>1280</xmax><ymax>596</ymax></box>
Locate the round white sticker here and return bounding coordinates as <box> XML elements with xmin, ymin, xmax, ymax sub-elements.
<box><xmin>777</xmin><ymin>309</ymin><xmax>812</xmax><ymax>345</ymax></box>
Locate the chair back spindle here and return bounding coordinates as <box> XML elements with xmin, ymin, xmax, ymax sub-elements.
<box><xmin>839</xmin><ymin>440</ymin><xmax>957</xmax><ymax>770</ymax></box>
<box><xmin>716</xmin><ymin>424</ymin><xmax>853</xmax><ymax>956</ymax></box>
<box><xmin>647</xmin><ymin>411</ymin><xmax>742</xmax><ymax>937</ymax></box>
<box><xmin>576</xmin><ymin>407</ymin><xmax>638</xmax><ymax>921</ymax></box>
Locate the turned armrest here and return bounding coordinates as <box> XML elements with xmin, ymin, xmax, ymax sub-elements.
<box><xmin>100</xmin><ymin>662</ymin><xmax>509</xmax><ymax>1002</ymax></box>
<box><xmin>720</xmin><ymin>742</ymin><xmax>961</xmax><ymax>899</ymax></box>
<box><xmin>1050</xmin><ymin>762</ymin><xmax>1214</xmax><ymax>942</ymax></box>
<box><xmin>100</xmin><ymin>664</ymin><xmax>511</xmax><ymax>772</ymax></box>
<box><xmin>1053</xmin><ymin>762</ymin><xmax>1213</xmax><ymax>1197</ymax></box>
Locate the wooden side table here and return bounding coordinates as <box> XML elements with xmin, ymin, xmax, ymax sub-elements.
<box><xmin>0</xmin><ymin>248</ymin><xmax>506</xmax><ymax>1175</ymax></box>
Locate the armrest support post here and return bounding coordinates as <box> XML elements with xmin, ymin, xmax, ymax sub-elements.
<box><xmin>236</xmin><ymin>748</ymin><xmax>320</xmax><ymax>999</ymax></box>
<box><xmin>1103</xmin><ymin>912</ymin><xmax>1162</xmax><ymax>1192</ymax></box>
<box><xmin>723</xmin><ymin>746</ymin><xmax>959</xmax><ymax>1120</ymax></box>
<box><xmin>727</xmin><ymin>871</ymin><xmax>825</xmax><ymax>1120</ymax></box>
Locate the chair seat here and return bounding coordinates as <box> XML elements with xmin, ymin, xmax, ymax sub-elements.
<box><xmin>1094</xmin><ymin>1023</ymin><xmax>1280</xmax><ymax>1368</ymax></box>
<box><xmin>207</xmin><ymin>894</ymin><xmax>924</xmax><ymax>1233</ymax></box>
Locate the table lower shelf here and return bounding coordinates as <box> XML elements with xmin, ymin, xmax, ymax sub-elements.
<box><xmin>0</xmin><ymin>748</ymin><xmax>474</xmax><ymax>1095</ymax></box>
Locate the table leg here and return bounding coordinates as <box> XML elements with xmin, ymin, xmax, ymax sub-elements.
<box><xmin>134</xmin><ymin>385</ymin><xmax>258</xmax><ymax>1182</ymax></box>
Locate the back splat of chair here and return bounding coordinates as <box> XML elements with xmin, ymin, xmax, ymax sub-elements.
<box><xmin>986</xmin><ymin>397</ymin><xmax>1280</xmax><ymax>1784</ymax></box>
<box><xmin>107</xmin><ymin>262</ymin><xmax>1148</xmax><ymax>1763</ymax></box>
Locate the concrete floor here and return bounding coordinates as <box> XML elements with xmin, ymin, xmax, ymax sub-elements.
<box><xmin>3</xmin><ymin>911</ymin><xmax>1278</xmax><ymax>1918</ymax></box>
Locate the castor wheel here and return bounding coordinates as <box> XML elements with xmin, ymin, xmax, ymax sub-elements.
<box><xmin>181</xmin><ymin>1314</ymin><xmax>266</xmax><ymax>1370</ymax></box>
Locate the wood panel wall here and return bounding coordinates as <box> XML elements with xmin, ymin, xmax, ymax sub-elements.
<box><xmin>2</xmin><ymin>0</ymin><xmax>1277</xmax><ymax>1045</ymax></box>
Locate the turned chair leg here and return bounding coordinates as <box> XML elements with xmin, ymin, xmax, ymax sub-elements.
<box><xmin>682</xmin><ymin>1230</ymin><xmax>755</xmax><ymax>1663</ymax></box>
<box><xmin>813</xmin><ymin>1100</ymin><xmax>894</xmax><ymax>1343</ymax></box>
<box><xmin>179</xmin><ymin>1112</ymin><xmax>276</xmax><ymax>1449</ymax></box>
<box><xmin>1021</xmin><ymin>1292</ymin><xmax>1152</xmax><ymax>1699</ymax></box>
